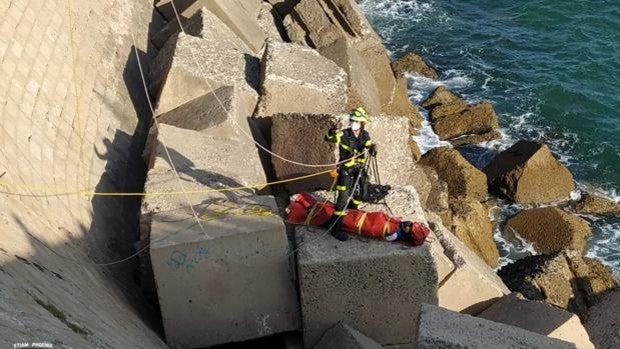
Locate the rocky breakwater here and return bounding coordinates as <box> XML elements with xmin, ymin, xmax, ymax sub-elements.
<box><xmin>135</xmin><ymin>0</ymin><xmax>616</xmax><ymax>348</ymax></box>
<box><xmin>403</xmin><ymin>34</ymin><xmax>617</xmax><ymax>348</ymax></box>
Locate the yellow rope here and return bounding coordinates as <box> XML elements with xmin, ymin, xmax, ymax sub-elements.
<box><xmin>0</xmin><ymin>169</ymin><xmax>333</xmax><ymax>197</ymax></box>
<box><xmin>65</xmin><ymin>0</ymin><xmax>86</xmax><ymax>192</ymax></box>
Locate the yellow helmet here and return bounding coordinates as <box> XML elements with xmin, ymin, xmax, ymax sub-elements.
<box><xmin>350</xmin><ymin>107</ymin><xmax>368</xmax><ymax>123</ymax></box>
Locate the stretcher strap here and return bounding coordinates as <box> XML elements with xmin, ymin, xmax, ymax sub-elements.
<box><xmin>382</xmin><ymin>220</ymin><xmax>391</xmax><ymax>238</ymax></box>
<box><xmin>355</xmin><ymin>212</ymin><xmax>368</xmax><ymax>235</ymax></box>
<box><xmin>305</xmin><ymin>203</ymin><xmax>319</xmax><ymax>226</ymax></box>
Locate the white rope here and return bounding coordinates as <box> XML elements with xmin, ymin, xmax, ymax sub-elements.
<box><xmin>128</xmin><ymin>19</ymin><xmax>210</xmax><ymax>240</ymax></box>
<box><xmin>166</xmin><ymin>0</ymin><xmax>358</xmax><ymax>168</ymax></box>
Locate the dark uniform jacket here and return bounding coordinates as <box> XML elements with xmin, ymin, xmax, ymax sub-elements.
<box><xmin>325</xmin><ymin>128</ymin><xmax>373</xmax><ymax>169</ymax></box>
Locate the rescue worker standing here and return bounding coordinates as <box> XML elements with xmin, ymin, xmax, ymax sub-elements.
<box><xmin>324</xmin><ymin>107</ymin><xmax>377</xmax><ymax>241</ymax></box>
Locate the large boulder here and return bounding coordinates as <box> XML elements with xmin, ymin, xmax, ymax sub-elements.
<box><xmin>319</xmin><ymin>38</ymin><xmax>382</xmax><ymax>115</ymax></box>
<box><xmin>416</xmin><ymin>304</ymin><xmax>575</xmax><ymax>349</ymax></box>
<box><xmin>411</xmin><ymin>165</ymin><xmax>450</xmax><ymax>221</ymax></box>
<box><xmin>256</xmin><ymin>40</ymin><xmax>348</xmax><ymax>116</ymax></box>
<box><xmin>391</xmin><ymin>52</ymin><xmax>439</xmax><ymax>79</ymax></box>
<box><xmin>149</xmin><ymin>9</ymin><xmax>260</xmax><ymax>115</ymax></box>
<box><xmin>505</xmin><ymin>207</ymin><xmax>591</xmax><ymax>254</ymax></box>
<box><xmin>428</xmin><ymin>99</ymin><xmax>468</xmax><ymax>121</ymax></box>
<box><xmin>479</xmin><ymin>293</ymin><xmax>595</xmax><ymax>349</ymax></box>
<box><xmin>585</xmin><ymin>290</ymin><xmax>620</xmax><ymax>349</ymax></box>
<box><xmin>432</xmin><ymin>102</ymin><xmax>500</xmax><ymax>141</ymax></box>
<box><xmin>419</xmin><ymin>147</ymin><xmax>488</xmax><ymax>201</ymax></box>
<box><xmin>484</xmin><ymin>140</ymin><xmax>575</xmax><ymax>204</ymax></box>
<box><xmin>449</xmin><ymin>198</ymin><xmax>499</xmax><ymax>268</ymax></box>
<box><xmin>421</xmin><ymin>87</ymin><xmax>500</xmax><ymax>145</ymax></box>
<box><xmin>421</xmin><ymin>86</ymin><xmax>461</xmax><ymax>109</ymax></box>
<box><xmin>572</xmin><ymin>192</ymin><xmax>620</xmax><ymax>216</ymax></box>
<box><xmin>498</xmin><ymin>250</ymin><xmax>618</xmax><ymax>319</ymax></box>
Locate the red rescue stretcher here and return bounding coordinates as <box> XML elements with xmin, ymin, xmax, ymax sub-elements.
<box><xmin>285</xmin><ymin>192</ymin><xmax>430</xmax><ymax>246</ymax></box>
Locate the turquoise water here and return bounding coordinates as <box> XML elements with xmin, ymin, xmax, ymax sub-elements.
<box><xmin>360</xmin><ymin>0</ymin><xmax>620</xmax><ymax>272</ymax></box>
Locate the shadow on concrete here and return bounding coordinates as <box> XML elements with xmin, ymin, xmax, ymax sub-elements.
<box><xmin>81</xmin><ymin>4</ymin><xmax>168</xmax><ymax>337</ymax></box>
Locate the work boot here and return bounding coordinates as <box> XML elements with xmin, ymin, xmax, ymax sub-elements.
<box><xmin>330</xmin><ymin>229</ymin><xmax>349</xmax><ymax>242</ymax></box>
<box><xmin>324</xmin><ymin>216</ymin><xmax>348</xmax><ymax>241</ymax></box>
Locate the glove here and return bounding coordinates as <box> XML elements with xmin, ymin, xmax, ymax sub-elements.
<box><xmin>328</xmin><ymin>127</ymin><xmax>337</xmax><ymax>137</ymax></box>
<box><xmin>369</xmin><ymin>144</ymin><xmax>377</xmax><ymax>157</ymax></box>
<box><xmin>328</xmin><ymin>121</ymin><xmax>343</xmax><ymax>136</ymax></box>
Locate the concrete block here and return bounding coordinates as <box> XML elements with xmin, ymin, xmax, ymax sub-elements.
<box><xmin>257</xmin><ymin>2</ymin><xmax>287</xmax><ymax>42</ymax></box>
<box><xmin>416</xmin><ymin>304</ymin><xmax>576</xmax><ymax>349</ymax></box>
<box><xmin>319</xmin><ymin>37</ymin><xmax>382</xmax><ymax>115</ymax></box>
<box><xmin>364</xmin><ymin>115</ymin><xmax>417</xmax><ymax>187</ymax></box>
<box><xmin>314</xmin><ymin>323</ymin><xmax>383</xmax><ymax>349</ymax></box>
<box><xmin>184</xmin><ymin>0</ymin><xmax>267</xmax><ymax>53</ymax></box>
<box><xmin>270</xmin><ymin>113</ymin><xmax>416</xmax><ymax>194</ymax></box>
<box><xmin>295</xmin><ymin>225</ymin><xmax>438</xmax><ymax>348</ymax></box>
<box><xmin>149</xmin><ymin>8</ymin><xmax>259</xmax><ymax>115</ymax></box>
<box><xmin>585</xmin><ymin>289</ymin><xmax>620</xmax><ymax>349</ymax></box>
<box><xmin>427</xmin><ymin>214</ymin><xmax>510</xmax><ymax>315</ymax></box>
<box><xmin>145</xmin><ymin>124</ymin><xmax>299</xmax><ymax>348</ymax></box>
<box><xmin>479</xmin><ymin>293</ymin><xmax>595</xmax><ymax>349</ymax></box>
<box><xmin>351</xmin><ymin>38</ymin><xmax>397</xmax><ymax>112</ymax></box>
<box><xmin>289</xmin><ymin>0</ymin><xmax>347</xmax><ymax>48</ymax></box>
<box><xmin>143</xmin><ymin>124</ymin><xmax>267</xmax><ymax>212</ymax></box>
<box><xmin>270</xmin><ymin>113</ymin><xmax>339</xmax><ymax>194</ymax></box>
<box><xmin>256</xmin><ymin>40</ymin><xmax>347</xmax><ymax>116</ymax></box>
<box><xmin>156</xmin><ymin>85</ymin><xmax>258</xmax><ymax>137</ymax></box>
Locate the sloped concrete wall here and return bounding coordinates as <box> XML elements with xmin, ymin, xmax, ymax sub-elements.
<box><xmin>0</xmin><ymin>0</ymin><xmax>167</xmax><ymax>346</ymax></box>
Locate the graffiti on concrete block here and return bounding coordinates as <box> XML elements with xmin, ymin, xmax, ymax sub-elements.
<box><xmin>166</xmin><ymin>246</ymin><xmax>209</xmax><ymax>272</ymax></box>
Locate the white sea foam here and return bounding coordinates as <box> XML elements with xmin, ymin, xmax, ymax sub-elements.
<box><xmin>406</xmin><ymin>70</ymin><xmax>474</xmax><ymax>104</ymax></box>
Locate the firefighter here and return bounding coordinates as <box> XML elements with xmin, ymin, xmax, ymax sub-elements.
<box><xmin>323</xmin><ymin>107</ymin><xmax>377</xmax><ymax>241</ymax></box>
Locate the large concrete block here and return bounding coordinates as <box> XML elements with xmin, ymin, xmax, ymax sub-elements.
<box><xmin>257</xmin><ymin>2</ymin><xmax>287</xmax><ymax>42</ymax></box>
<box><xmin>270</xmin><ymin>113</ymin><xmax>416</xmax><ymax>194</ymax></box>
<box><xmin>484</xmin><ymin>140</ymin><xmax>575</xmax><ymax>204</ymax></box>
<box><xmin>156</xmin><ymin>85</ymin><xmax>258</xmax><ymax>137</ymax></box>
<box><xmin>183</xmin><ymin>0</ymin><xmax>267</xmax><ymax>53</ymax></box>
<box><xmin>256</xmin><ymin>40</ymin><xmax>347</xmax><ymax>116</ymax></box>
<box><xmin>479</xmin><ymin>293</ymin><xmax>595</xmax><ymax>349</ymax></box>
<box><xmin>271</xmin><ymin>113</ymin><xmax>339</xmax><ymax>193</ymax></box>
<box><xmin>585</xmin><ymin>289</ymin><xmax>620</xmax><ymax>349</ymax></box>
<box><xmin>319</xmin><ymin>38</ymin><xmax>382</xmax><ymax>115</ymax></box>
<box><xmin>149</xmin><ymin>9</ymin><xmax>259</xmax><ymax>115</ymax></box>
<box><xmin>295</xmin><ymin>226</ymin><xmax>438</xmax><ymax>348</ymax></box>
<box><xmin>155</xmin><ymin>0</ymin><xmax>263</xmax><ymax>22</ymax></box>
<box><xmin>314</xmin><ymin>323</ymin><xmax>383</xmax><ymax>349</ymax></box>
<box><xmin>288</xmin><ymin>0</ymin><xmax>347</xmax><ymax>48</ymax></box>
<box><xmin>419</xmin><ymin>147</ymin><xmax>488</xmax><ymax>201</ymax></box>
<box><xmin>144</xmin><ymin>124</ymin><xmax>299</xmax><ymax>347</ymax></box>
<box><xmin>416</xmin><ymin>304</ymin><xmax>576</xmax><ymax>349</ymax></box>
<box><xmin>352</xmin><ymin>38</ymin><xmax>397</xmax><ymax>113</ymax></box>
<box><xmin>365</xmin><ymin>115</ymin><xmax>417</xmax><ymax>187</ymax></box>
<box><xmin>427</xmin><ymin>214</ymin><xmax>510</xmax><ymax>315</ymax></box>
